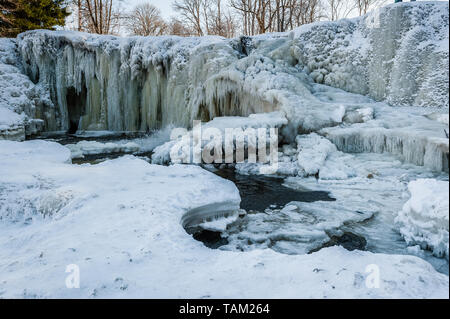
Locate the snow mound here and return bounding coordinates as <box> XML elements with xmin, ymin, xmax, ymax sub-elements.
<box><xmin>396</xmin><ymin>179</ymin><xmax>449</xmax><ymax>260</ymax></box>
<box><xmin>296</xmin><ymin>133</ymin><xmax>355</xmax><ymax>179</ymax></box>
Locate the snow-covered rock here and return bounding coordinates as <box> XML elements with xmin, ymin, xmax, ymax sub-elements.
<box><xmin>396</xmin><ymin>179</ymin><xmax>449</xmax><ymax>260</ymax></box>
<box><xmin>0</xmin><ymin>140</ymin><xmax>448</xmax><ymax>298</ymax></box>
<box><xmin>66</xmin><ymin>140</ymin><xmax>141</xmax><ymax>159</ymax></box>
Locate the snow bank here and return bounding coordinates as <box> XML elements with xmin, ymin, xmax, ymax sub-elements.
<box><xmin>396</xmin><ymin>179</ymin><xmax>449</xmax><ymax>260</ymax></box>
<box><xmin>0</xmin><ymin>140</ymin><xmax>448</xmax><ymax>298</ymax></box>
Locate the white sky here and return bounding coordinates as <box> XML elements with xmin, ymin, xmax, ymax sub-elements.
<box><xmin>124</xmin><ymin>0</ymin><xmax>176</xmax><ymax>18</ymax></box>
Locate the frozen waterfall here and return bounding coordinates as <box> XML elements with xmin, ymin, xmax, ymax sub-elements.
<box><xmin>1</xmin><ymin>1</ymin><xmax>448</xmax><ymax>171</ymax></box>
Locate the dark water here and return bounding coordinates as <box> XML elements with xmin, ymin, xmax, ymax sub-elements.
<box><xmin>35</xmin><ymin>132</ymin><xmax>154</xmax><ymax>165</ymax></box>
<box><xmin>213</xmin><ymin>168</ymin><xmax>335</xmax><ymax>212</ymax></box>
<box><xmin>71</xmin><ymin>151</ymin><xmax>154</xmax><ymax>165</ymax></box>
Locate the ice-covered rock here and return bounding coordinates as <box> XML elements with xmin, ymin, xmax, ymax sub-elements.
<box><xmin>321</xmin><ymin>104</ymin><xmax>449</xmax><ymax>172</ymax></box>
<box><xmin>296</xmin><ymin>133</ymin><xmax>355</xmax><ymax>179</ymax></box>
<box><xmin>396</xmin><ymin>179</ymin><xmax>449</xmax><ymax>260</ymax></box>
<box><xmin>292</xmin><ymin>1</ymin><xmax>449</xmax><ymax>108</ymax></box>
<box><xmin>0</xmin><ymin>38</ymin><xmax>48</xmax><ymax>140</ymax></box>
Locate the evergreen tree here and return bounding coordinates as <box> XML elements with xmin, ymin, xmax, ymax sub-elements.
<box><xmin>0</xmin><ymin>0</ymin><xmax>69</xmax><ymax>37</ymax></box>
<box><xmin>0</xmin><ymin>0</ymin><xmax>18</xmax><ymax>36</ymax></box>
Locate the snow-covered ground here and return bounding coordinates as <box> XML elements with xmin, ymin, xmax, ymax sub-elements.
<box><xmin>0</xmin><ymin>140</ymin><xmax>448</xmax><ymax>298</ymax></box>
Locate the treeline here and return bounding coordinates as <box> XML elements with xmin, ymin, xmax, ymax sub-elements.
<box><xmin>75</xmin><ymin>0</ymin><xmax>384</xmax><ymax>37</ymax></box>
<box><xmin>0</xmin><ymin>0</ymin><xmax>386</xmax><ymax>38</ymax></box>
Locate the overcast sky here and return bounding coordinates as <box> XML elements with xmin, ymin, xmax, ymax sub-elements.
<box><xmin>126</xmin><ymin>0</ymin><xmax>176</xmax><ymax>18</ymax></box>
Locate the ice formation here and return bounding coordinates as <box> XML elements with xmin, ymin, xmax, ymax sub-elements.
<box><xmin>0</xmin><ymin>140</ymin><xmax>448</xmax><ymax>298</ymax></box>
<box><xmin>0</xmin><ymin>39</ymin><xmax>47</xmax><ymax>140</ymax></box>
<box><xmin>396</xmin><ymin>179</ymin><xmax>449</xmax><ymax>260</ymax></box>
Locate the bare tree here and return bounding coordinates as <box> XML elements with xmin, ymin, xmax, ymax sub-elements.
<box><xmin>206</xmin><ymin>0</ymin><xmax>238</xmax><ymax>37</ymax></box>
<box><xmin>167</xmin><ymin>17</ymin><xmax>194</xmax><ymax>36</ymax></box>
<box><xmin>125</xmin><ymin>3</ymin><xmax>167</xmax><ymax>36</ymax></box>
<box><xmin>173</xmin><ymin>0</ymin><xmax>237</xmax><ymax>37</ymax></box>
<box><xmin>230</xmin><ymin>0</ymin><xmax>278</xmax><ymax>34</ymax></box>
<box><xmin>324</xmin><ymin>0</ymin><xmax>354</xmax><ymax>21</ymax></box>
<box><xmin>173</xmin><ymin>0</ymin><xmax>203</xmax><ymax>36</ymax></box>
<box><xmin>354</xmin><ymin>0</ymin><xmax>381</xmax><ymax>16</ymax></box>
<box><xmin>229</xmin><ymin>0</ymin><xmax>321</xmax><ymax>35</ymax></box>
<box><xmin>75</xmin><ymin>0</ymin><xmax>122</xmax><ymax>34</ymax></box>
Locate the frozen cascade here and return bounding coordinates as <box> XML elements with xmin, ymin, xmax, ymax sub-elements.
<box><xmin>6</xmin><ymin>1</ymin><xmax>448</xmax><ymax>171</ymax></box>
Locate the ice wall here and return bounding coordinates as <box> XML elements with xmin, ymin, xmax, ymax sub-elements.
<box><xmin>16</xmin><ymin>33</ymin><xmax>278</xmax><ymax>132</ymax></box>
